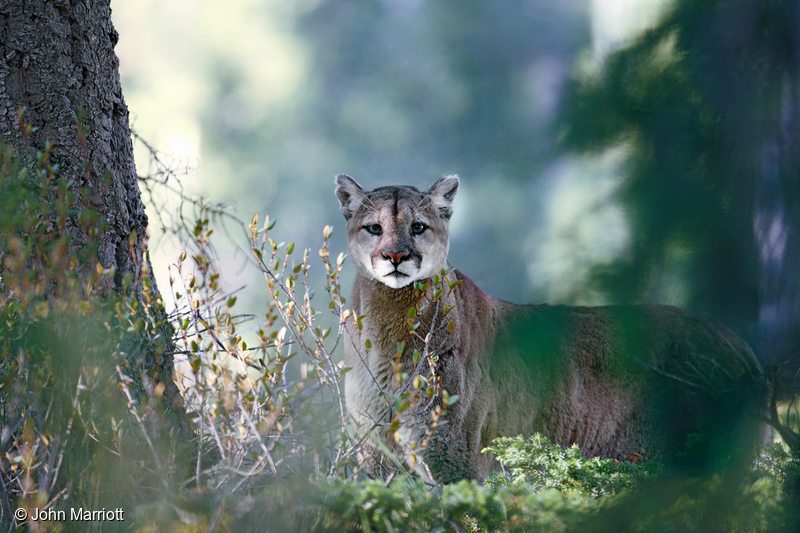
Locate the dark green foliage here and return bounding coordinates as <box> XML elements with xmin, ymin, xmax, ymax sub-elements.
<box><xmin>754</xmin><ymin>443</ymin><xmax>800</xmax><ymax>483</ymax></box>
<box><xmin>484</xmin><ymin>434</ymin><xmax>657</xmax><ymax>497</ymax></box>
<box><xmin>309</xmin><ymin>477</ymin><xmax>588</xmax><ymax>533</ymax></box>
<box><xmin>559</xmin><ymin>0</ymin><xmax>800</xmax><ymax>366</ymax></box>
<box><xmin>259</xmin><ymin>434</ymin><xmax>798</xmax><ymax>532</ymax></box>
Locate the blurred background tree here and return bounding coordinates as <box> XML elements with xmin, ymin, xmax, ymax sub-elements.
<box><xmin>560</xmin><ymin>0</ymin><xmax>800</xmax><ymax>380</ymax></box>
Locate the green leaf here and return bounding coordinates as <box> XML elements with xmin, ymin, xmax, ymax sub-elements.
<box><xmin>444</xmin><ymin>394</ymin><xmax>459</xmax><ymax>406</ymax></box>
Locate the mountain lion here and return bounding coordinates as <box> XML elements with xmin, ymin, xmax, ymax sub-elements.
<box><xmin>335</xmin><ymin>174</ymin><xmax>764</xmax><ymax>484</ymax></box>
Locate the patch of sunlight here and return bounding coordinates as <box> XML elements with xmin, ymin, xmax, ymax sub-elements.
<box><xmin>577</xmin><ymin>0</ymin><xmax>672</xmax><ymax>78</ymax></box>
<box><xmin>162</xmin><ymin>133</ymin><xmax>201</xmax><ymax>171</ymax></box>
<box><xmin>114</xmin><ymin>0</ymin><xmax>209</xmax><ymax>140</ymax></box>
<box><xmin>199</xmin><ymin>0</ymin><xmax>307</xmax><ymax>112</ymax></box>
<box><xmin>651</xmin><ymin>237</ymin><xmax>692</xmax><ymax>305</ymax></box>
<box><xmin>591</xmin><ymin>0</ymin><xmax>670</xmax><ymax>57</ymax></box>
<box><xmin>650</xmin><ymin>31</ymin><xmax>679</xmax><ymax>72</ymax></box>
<box><xmin>112</xmin><ymin>0</ymin><xmax>308</xmax><ymax>318</ymax></box>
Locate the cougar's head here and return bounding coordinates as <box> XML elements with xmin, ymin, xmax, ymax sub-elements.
<box><xmin>334</xmin><ymin>174</ymin><xmax>459</xmax><ymax>289</ymax></box>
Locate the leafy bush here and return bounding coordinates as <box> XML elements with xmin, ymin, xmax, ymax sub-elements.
<box><xmin>302</xmin><ymin>433</ymin><xmax>647</xmax><ymax>532</ymax></box>
<box><xmin>310</xmin><ymin>477</ymin><xmax>589</xmax><ymax>533</ymax></box>
<box><xmin>483</xmin><ymin>434</ymin><xmax>658</xmax><ymax>497</ymax></box>
<box><xmin>297</xmin><ymin>435</ymin><xmax>799</xmax><ymax>533</ymax></box>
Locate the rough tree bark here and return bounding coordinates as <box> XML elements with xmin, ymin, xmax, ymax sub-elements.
<box><xmin>0</xmin><ymin>1</ymin><xmax>185</xmax><ymax>420</ymax></box>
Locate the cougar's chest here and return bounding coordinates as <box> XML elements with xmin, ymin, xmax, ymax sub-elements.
<box><xmin>342</xmin><ymin>317</ymin><xmax>396</xmax><ymax>427</ymax></box>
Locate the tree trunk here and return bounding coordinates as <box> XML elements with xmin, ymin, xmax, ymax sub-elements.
<box><xmin>752</xmin><ymin>2</ymin><xmax>800</xmax><ymax>394</ymax></box>
<box><xmin>0</xmin><ymin>1</ymin><xmax>184</xmax><ymax>419</ymax></box>
<box><xmin>755</xmin><ymin>75</ymin><xmax>800</xmax><ymax>390</ymax></box>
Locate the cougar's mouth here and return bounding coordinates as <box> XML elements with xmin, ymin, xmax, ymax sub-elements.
<box><xmin>369</xmin><ymin>255</ymin><xmax>421</xmax><ymax>288</ymax></box>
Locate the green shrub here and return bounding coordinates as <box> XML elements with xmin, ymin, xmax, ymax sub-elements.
<box><xmin>309</xmin><ymin>477</ymin><xmax>589</xmax><ymax>533</ymax></box>
<box><xmin>483</xmin><ymin>434</ymin><xmax>658</xmax><ymax>497</ymax></box>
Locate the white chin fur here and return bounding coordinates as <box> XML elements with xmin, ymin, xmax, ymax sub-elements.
<box><xmin>372</xmin><ymin>260</ymin><xmax>418</xmax><ymax>289</ymax></box>
<box><xmin>379</xmin><ymin>274</ymin><xmax>415</xmax><ymax>289</ymax></box>
<box><xmin>370</xmin><ymin>257</ymin><xmax>447</xmax><ymax>289</ymax></box>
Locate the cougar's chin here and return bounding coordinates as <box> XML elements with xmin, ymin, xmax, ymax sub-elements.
<box><xmin>375</xmin><ymin>259</ymin><xmax>448</xmax><ymax>290</ymax></box>
<box><xmin>379</xmin><ymin>272</ymin><xmax>416</xmax><ymax>289</ymax></box>
<box><xmin>373</xmin><ymin>261</ymin><xmax>418</xmax><ymax>289</ymax></box>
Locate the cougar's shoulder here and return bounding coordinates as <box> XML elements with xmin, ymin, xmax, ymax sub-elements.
<box><xmin>445</xmin><ymin>270</ymin><xmax>499</xmax><ymax>348</ymax></box>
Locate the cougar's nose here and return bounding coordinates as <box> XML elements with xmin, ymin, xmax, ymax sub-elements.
<box><xmin>382</xmin><ymin>250</ymin><xmax>409</xmax><ymax>266</ymax></box>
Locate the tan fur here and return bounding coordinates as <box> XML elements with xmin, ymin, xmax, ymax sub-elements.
<box><xmin>336</xmin><ymin>175</ymin><xmax>765</xmax><ymax>483</ymax></box>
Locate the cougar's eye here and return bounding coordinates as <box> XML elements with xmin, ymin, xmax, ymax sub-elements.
<box><xmin>410</xmin><ymin>222</ymin><xmax>427</xmax><ymax>235</ymax></box>
<box><xmin>364</xmin><ymin>224</ymin><xmax>383</xmax><ymax>236</ymax></box>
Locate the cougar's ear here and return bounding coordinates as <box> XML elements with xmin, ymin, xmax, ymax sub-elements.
<box><xmin>335</xmin><ymin>174</ymin><xmax>365</xmax><ymax>220</ymax></box>
<box><xmin>428</xmin><ymin>174</ymin><xmax>459</xmax><ymax>219</ymax></box>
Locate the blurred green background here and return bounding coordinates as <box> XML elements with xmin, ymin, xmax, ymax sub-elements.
<box><xmin>112</xmin><ymin>0</ymin><xmax>800</xmax><ymax>369</ymax></box>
